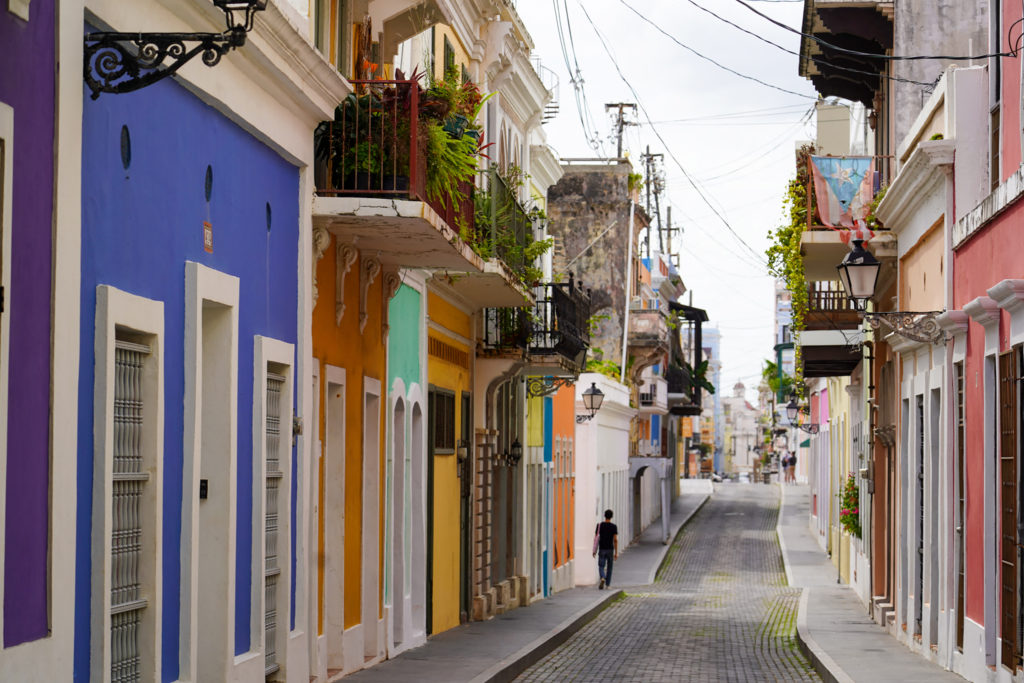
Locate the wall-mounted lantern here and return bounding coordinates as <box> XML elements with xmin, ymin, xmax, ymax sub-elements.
<box><xmin>576</xmin><ymin>382</ymin><xmax>605</xmax><ymax>423</ymax></box>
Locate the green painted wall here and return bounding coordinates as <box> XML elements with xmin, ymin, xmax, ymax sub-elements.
<box><xmin>388</xmin><ymin>284</ymin><xmax>422</xmax><ymax>386</ymax></box>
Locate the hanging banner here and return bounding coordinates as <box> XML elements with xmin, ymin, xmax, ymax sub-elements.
<box><xmin>809</xmin><ymin>155</ymin><xmax>876</xmax><ymax>242</ymax></box>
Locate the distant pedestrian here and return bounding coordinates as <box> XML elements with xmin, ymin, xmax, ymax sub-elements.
<box><xmin>593</xmin><ymin>509</ymin><xmax>618</xmax><ymax>589</ymax></box>
<box><xmin>788</xmin><ymin>452</ymin><xmax>798</xmax><ymax>483</ymax></box>
<box><xmin>780</xmin><ymin>452</ymin><xmax>791</xmax><ymax>484</ymax></box>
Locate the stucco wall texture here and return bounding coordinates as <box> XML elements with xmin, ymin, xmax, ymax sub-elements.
<box><xmin>0</xmin><ymin>0</ymin><xmax>56</xmax><ymax>648</ymax></box>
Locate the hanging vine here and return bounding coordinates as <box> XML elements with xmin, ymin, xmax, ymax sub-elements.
<box><xmin>766</xmin><ymin>144</ymin><xmax>815</xmax><ymax>389</ymax></box>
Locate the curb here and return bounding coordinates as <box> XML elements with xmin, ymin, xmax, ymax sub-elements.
<box><xmin>795</xmin><ymin>588</ymin><xmax>855</xmax><ymax>683</ymax></box>
<box><xmin>643</xmin><ymin>493</ymin><xmax>711</xmax><ymax>585</ymax></box>
<box><xmin>471</xmin><ymin>589</ymin><xmax>623</xmax><ymax>683</ymax></box>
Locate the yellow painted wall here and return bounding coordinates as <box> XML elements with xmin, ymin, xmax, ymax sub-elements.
<box><xmin>426</xmin><ymin>291</ymin><xmax>472</xmax><ymax>634</ymax></box>
<box><xmin>313</xmin><ymin>233</ymin><xmax>387</xmax><ymax>631</ymax></box>
<box><xmin>826</xmin><ymin>376</ymin><xmax>852</xmax><ymax>584</ymax></box>
<box><xmin>432</xmin><ymin>25</ymin><xmax>471</xmax><ymax>80</ymax></box>
<box><xmin>899</xmin><ymin>217</ymin><xmax>945</xmax><ymax>313</ymax></box>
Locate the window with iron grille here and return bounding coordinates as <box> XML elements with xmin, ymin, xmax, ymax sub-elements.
<box><xmin>431</xmin><ymin>390</ymin><xmax>455</xmax><ymax>453</ymax></box>
<box><xmin>111</xmin><ymin>340</ymin><xmax>151</xmax><ymax>683</ymax></box>
<box><xmin>265</xmin><ymin>370</ymin><xmax>285</xmax><ymax>679</ymax></box>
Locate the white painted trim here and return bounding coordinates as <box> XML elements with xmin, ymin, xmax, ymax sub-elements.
<box><xmin>7</xmin><ymin>0</ymin><xmax>29</xmax><ymax>21</ymax></box>
<box><xmin>0</xmin><ymin>101</ymin><xmax>12</xmax><ymax>644</ymax></box>
<box><xmin>180</xmin><ymin>262</ymin><xmax>240</xmax><ymax>682</ymax></box>
<box><xmin>321</xmin><ymin>364</ymin><xmax>347</xmax><ymax>674</ymax></box>
<box><xmin>361</xmin><ymin>376</ymin><xmax>384</xmax><ymax>663</ymax></box>
<box><xmin>37</xmin><ymin>1</ymin><xmax>85</xmax><ymax>676</ymax></box>
<box><xmin>252</xmin><ymin>334</ymin><xmax>296</xmax><ymax>679</ymax></box>
<box><xmin>92</xmin><ymin>285</ymin><xmax>165</xmax><ymax>683</ymax></box>
<box><xmin>988</xmin><ymin>279</ymin><xmax>1024</xmax><ymax>347</ymax></box>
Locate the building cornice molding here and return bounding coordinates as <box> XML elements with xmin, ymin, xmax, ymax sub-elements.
<box><xmin>954</xmin><ymin>164</ymin><xmax>1024</xmax><ymax>248</ymax></box>
<box><xmin>988</xmin><ymin>279</ymin><xmax>1024</xmax><ymax>315</ymax></box>
<box><xmin>875</xmin><ymin>139</ymin><xmax>954</xmax><ymax>231</ymax></box>
<box><xmin>935</xmin><ymin>310</ymin><xmax>969</xmax><ymax>334</ymax></box>
<box><xmin>963</xmin><ymin>296</ymin><xmax>1000</xmax><ymax>328</ymax></box>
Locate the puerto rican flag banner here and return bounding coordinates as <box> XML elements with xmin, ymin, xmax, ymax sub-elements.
<box><xmin>809</xmin><ymin>155</ymin><xmax>876</xmax><ymax>243</ymax></box>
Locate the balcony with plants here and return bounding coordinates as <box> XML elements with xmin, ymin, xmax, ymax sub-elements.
<box><xmin>767</xmin><ymin>145</ymin><xmax>890</xmax><ymax>383</ymax></box>
<box><xmin>480</xmin><ymin>274</ymin><xmax>591</xmax><ymax>376</ymax></box>
<box><xmin>312</xmin><ymin>70</ymin><xmax>531</xmax><ymax>307</ymax></box>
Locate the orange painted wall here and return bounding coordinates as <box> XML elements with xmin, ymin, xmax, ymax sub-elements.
<box><xmin>313</xmin><ymin>233</ymin><xmax>388</xmax><ymax>630</ymax></box>
<box><xmin>552</xmin><ymin>385</ymin><xmax>575</xmax><ymax>569</ymax></box>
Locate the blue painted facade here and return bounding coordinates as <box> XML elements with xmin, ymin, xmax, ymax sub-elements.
<box><xmin>542</xmin><ymin>397</ymin><xmax>553</xmax><ymax>597</ymax></box>
<box><xmin>75</xmin><ymin>71</ymin><xmax>299</xmax><ymax>682</ymax></box>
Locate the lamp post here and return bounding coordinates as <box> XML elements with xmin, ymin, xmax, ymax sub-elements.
<box><xmin>836</xmin><ymin>240</ymin><xmax>943</xmax><ymax>344</ymax></box>
<box><xmin>84</xmin><ymin>0</ymin><xmax>268</xmax><ymax>98</ymax></box>
<box><xmin>576</xmin><ymin>382</ymin><xmax>605</xmax><ymax>423</ymax></box>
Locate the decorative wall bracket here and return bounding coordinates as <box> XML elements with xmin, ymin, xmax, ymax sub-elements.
<box><xmin>359</xmin><ymin>256</ymin><xmax>381</xmax><ymax>334</ymax></box>
<box><xmin>335</xmin><ymin>241</ymin><xmax>358</xmax><ymax>326</ymax></box>
<box><xmin>381</xmin><ymin>269</ymin><xmax>401</xmax><ymax>339</ymax></box>
<box><xmin>525</xmin><ymin>376</ymin><xmax>575</xmax><ymax>398</ymax></box>
<box><xmin>84</xmin><ymin>30</ymin><xmax>245</xmax><ymax>99</ymax></box>
<box><xmin>311</xmin><ymin>226</ymin><xmax>330</xmax><ymax>308</ymax></box>
<box><xmin>863</xmin><ymin>311</ymin><xmax>944</xmax><ymax>344</ymax></box>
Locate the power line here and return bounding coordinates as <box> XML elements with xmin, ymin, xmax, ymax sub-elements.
<box><xmin>608</xmin><ymin>1</ymin><xmax>816</xmax><ymax>100</ymax></box>
<box><xmin>734</xmin><ymin>0</ymin><xmax>1021</xmax><ymax>61</ymax></box>
<box><xmin>630</xmin><ymin>0</ymin><xmax>937</xmax><ymax>87</ymax></box>
<box><xmin>578</xmin><ymin>2</ymin><xmax>769</xmax><ymax>267</ymax></box>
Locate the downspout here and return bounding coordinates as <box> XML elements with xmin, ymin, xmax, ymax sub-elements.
<box><xmin>620</xmin><ymin>199</ymin><xmax>636</xmax><ymax>384</ymax></box>
<box><xmin>942</xmin><ymin>155</ymin><xmax>956</xmax><ymax>667</ymax></box>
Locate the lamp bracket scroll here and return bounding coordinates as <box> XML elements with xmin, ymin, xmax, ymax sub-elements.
<box><xmin>83</xmin><ymin>1</ymin><xmax>267</xmax><ymax>99</ymax></box>
<box><xmin>525</xmin><ymin>376</ymin><xmax>575</xmax><ymax>398</ymax></box>
<box><xmin>862</xmin><ymin>311</ymin><xmax>944</xmax><ymax>345</ymax></box>
<box><xmin>85</xmin><ymin>31</ymin><xmax>242</xmax><ymax>99</ymax></box>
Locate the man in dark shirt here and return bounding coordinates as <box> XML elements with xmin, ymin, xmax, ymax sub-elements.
<box><xmin>593</xmin><ymin>509</ymin><xmax>618</xmax><ymax>589</ymax></box>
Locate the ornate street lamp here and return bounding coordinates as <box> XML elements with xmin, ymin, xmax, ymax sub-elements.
<box><xmin>84</xmin><ymin>0</ymin><xmax>267</xmax><ymax>98</ymax></box>
<box><xmin>785</xmin><ymin>396</ymin><xmax>799</xmax><ymax>423</ymax></box>
<box><xmin>836</xmin><ymin>240</ymin><xmax>880</xmax><ymax>312</ymax></box>
<box><xmin>576</xmin><ymin>382</ymin><xmax>605</xmax><ymax>423</ymax></box>
<box><xmin>836</xmin><ymin>240</ymin><xmax>943</xmax><ymax>344</ymax></box>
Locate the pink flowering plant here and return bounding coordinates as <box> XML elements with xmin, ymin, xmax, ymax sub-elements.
<box><xmin>839</xmin><ymin>473</ymin><xmax>861</xmax><ymax>538</ymax></box>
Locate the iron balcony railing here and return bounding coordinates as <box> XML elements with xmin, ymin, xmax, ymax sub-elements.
<box><xmin>481</xmin><ymin>167</ymin><xmax>533</xmax><ymax>279</ymax></box>
<box><xmin>481</xmin><ymin>277</ymin><xmax>591</xmax><ymax>365</ymax></box>
<box><xmin>314</xmin><ymin>79</ymin><xmax>475</xmax><ymax>237</ymax></box>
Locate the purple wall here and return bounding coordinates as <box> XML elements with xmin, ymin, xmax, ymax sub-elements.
<box><xmin>0</xmin><ymin>1</ymin><xmax>56</xmax><ymax>647</ymax></box>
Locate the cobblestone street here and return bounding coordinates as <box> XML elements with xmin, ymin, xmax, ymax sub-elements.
<box><xmin>516</xmin><ymin>485</ymin><xmax>820</xmax><ymax>682</ymax></box>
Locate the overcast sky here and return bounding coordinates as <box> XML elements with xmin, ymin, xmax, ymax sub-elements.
<box><xmin>516</xmin><ymin>0</ymin><xmax>818</xmax><ymax>398</ymax></box>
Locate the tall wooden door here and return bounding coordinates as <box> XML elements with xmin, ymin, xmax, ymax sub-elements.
<box><xmin>999</xmin><ymin>350</ymin><xmax>1019</xmax><ymax>670</ymax></box>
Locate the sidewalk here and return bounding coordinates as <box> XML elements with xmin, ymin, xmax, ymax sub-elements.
<box><xmin>346</xmin><ymin>484</ymin><xmax>711</xmax><ymax>683</ymax></box>
<box><xmin>778</xmin><ymin>484</ymin><xmax>965</xmax><ymax>683</ymax></box>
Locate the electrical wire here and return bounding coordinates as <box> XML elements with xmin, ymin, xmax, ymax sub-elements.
<box><xmin>576</xmin><ymin>9</ymin><xmax>770</xmax><ymax>267</ymax></box>
<box><xmin>602</xmin><ymin>2</ymin><xmax>816</xmax><ymax>100</ymax></box>
<box><xmin>623</xmin><ymin>0</ymin><xmax>937</xmax><ymax>87</ymax></box>
<box><xmin>734</xmin><ymin>0</ymin><xmax>1022</xmax><ymax>60</ymax></box>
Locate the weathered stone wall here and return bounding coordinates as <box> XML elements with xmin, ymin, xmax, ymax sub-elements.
<box><xmin>547</xmin><ymin>162</ymin><xmax>641</xmax><ymax>367</ymax></box>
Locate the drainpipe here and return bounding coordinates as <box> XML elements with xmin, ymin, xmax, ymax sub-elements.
<box><xmin>620</xmin><ymin>199</ymin><xmax>636</xmax><ymax>384</ymax></box>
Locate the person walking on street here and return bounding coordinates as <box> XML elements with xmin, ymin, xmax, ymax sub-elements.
<box><xmin>593</xmin><ymin>509</ymin><xmax>618</xmax><ymax>589</ymax></box>
<box><xmin>788</xmin><ymin>451</ymin><xmax>797</xmax><ymax>483</ymax></box>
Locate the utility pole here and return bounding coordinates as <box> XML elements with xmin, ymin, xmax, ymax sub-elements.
<box><xmin>605</xmin><ymin>102</ymin><xmax>636</xmax><ymax>158</ymax></box>
<box><xmin>641</xmin><ymin>146</ymin><xmax>664</xmax><ymax>254</ymax></box>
